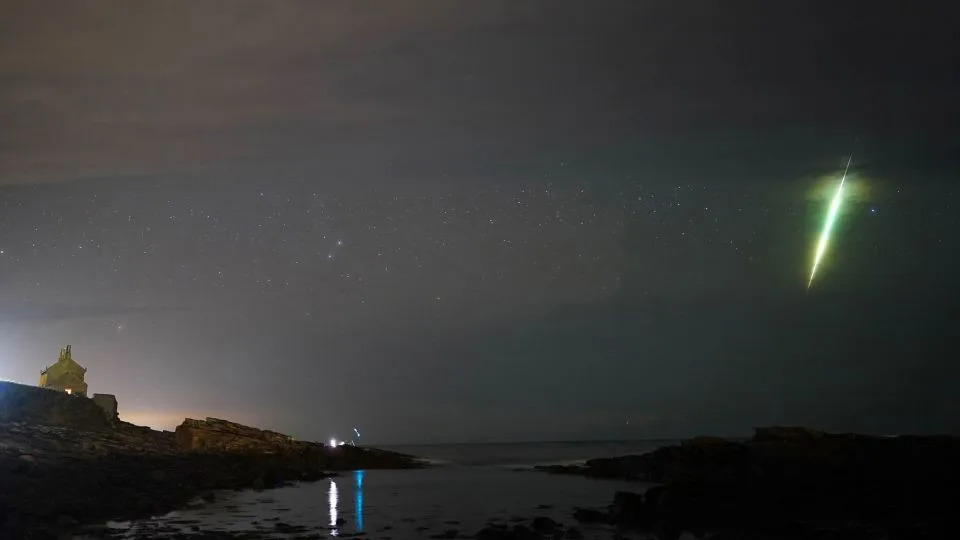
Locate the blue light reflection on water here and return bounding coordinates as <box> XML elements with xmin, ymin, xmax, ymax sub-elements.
<box><xmin>354</xmin><ymin>470</ymin><xmax>364</xmax><ymax>532</ymax></box>
<box><xmin>327</xmin><ymin>471</ymin><xmax>363</xmax><ymax>534</ymax></box>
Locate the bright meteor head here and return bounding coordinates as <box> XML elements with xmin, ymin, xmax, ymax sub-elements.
<box><xmin>807</xmin><ymin>155</ymin><xmax>852</xmax><ymax>289</ymax></box>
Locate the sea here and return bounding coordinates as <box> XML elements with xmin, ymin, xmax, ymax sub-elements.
<box><xmin>97</xmin><ymin>440</ymin><xmax>680</xmax><ymax>539</ymax></box>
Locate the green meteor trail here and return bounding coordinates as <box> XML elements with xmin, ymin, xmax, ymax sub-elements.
<box><xmin>807</xmin><ymin>155</ymin><xmax>853</xmax><ymax>289</ymax></box>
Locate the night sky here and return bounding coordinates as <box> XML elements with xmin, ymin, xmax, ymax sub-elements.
<box><xmin>1</xmin><ymin>2</ymin><xmax>957</xmax><ymax>443</ymax></box>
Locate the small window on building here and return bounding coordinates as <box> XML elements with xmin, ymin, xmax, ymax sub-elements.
<box><xmin>65</xmin><ymin>388</ymin><xmax>73</xmax><ymax>395</ymax></box>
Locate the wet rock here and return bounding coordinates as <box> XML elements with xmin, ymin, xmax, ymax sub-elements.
<box><xmin>274</xmin><ymin>521</ymin><xmax>308</xmax><ymax>533</ymax></box>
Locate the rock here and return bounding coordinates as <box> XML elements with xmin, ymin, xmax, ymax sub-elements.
<box><xmin>572</xmin><ymin>508</ymin><xmax>606</xmax><ymax>523</ymax></box>
<box><xmin>752</xmin><ymin>426</ymin><xmax>824</xmax><ymax>442</ymax></box>
<box><xmin>511</xmin><ymin>524</ymin><xmax>541</xmax><ymax>540</ymax></box>
<box><xmin>682</xmin><ymin>436</ymin><xmax>729</xmax><ymax>447</ymax></box>
<box><xmin>175</xmin><ymin>417</ymin><xmax>298</xmax><ymax>453</ymax></box>
<box><xmin>0</xmin><ymin>408</ymin><xmax>418</xmax><ymax>537</ymax></box>
<box><xmin>251</xmin><ymin>475</ymin><xmax>265</xmax><ymax>490</ymax></box>
<box><xmin>200</xmin><ymin>491</ymin><xmax>216</xmax><ymax>503</ymax></box>
<box><xmin>532</xmin><ymin>516</ymin><xmax>559</xmax><ymax>533</ymax></box>
<box><xmin>609</xmin><ymin>491</ymin><xmax>649</xmax><ymax>528</ymax></box>
<box><xmin>274</xmin><ymin>521</ymin><xmax>308</xmax><ymax>533</ymax></box>
<box><xmin>475</xmin><ymin>526</ymin><xmax>508</xmax><ymax>540</ymax></box>
<box><xmin>533</xmin><ymin>464</ymin><xmax>587</xmax><ymax>475</ymax></box>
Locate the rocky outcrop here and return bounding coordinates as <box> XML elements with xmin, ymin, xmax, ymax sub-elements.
<box><xmin>0</xmin><ymin>383</ymin><xmax>421</xmax><ymax>538</ymax></box>
<box><xmin>0</xmin><ymin>420</ymin><xmax>335</xmax><ymax>538</ymax></box>
<box><xmin>173</xmin><ymin>417</ymin><xmax>422</xmax><ymax>470</ymax></box>
<box><xmin>175</xmin><ymin>417</ymin><xmax>296</xmax><ymax>453</ymax></box>
<box><xmin>538</xmin><ymin>426</ymin><xmax>960</xmax><ymax>538</ymax></box>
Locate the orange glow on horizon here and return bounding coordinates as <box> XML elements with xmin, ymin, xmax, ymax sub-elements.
<box><xmin>120</xmin><ymin>409</ymin><xmax>256</xmax><ymax>431</ymax></box>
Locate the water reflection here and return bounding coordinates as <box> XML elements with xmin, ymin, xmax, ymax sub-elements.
<box><xmin>328</xmin><ymin>479</ymin><xmax>338</xmax><ymax>536</ymax></box>
<box><xmin>354</xmin><ymin>470</ymin><xmax>364</xmax><ymax>532</ymax></box>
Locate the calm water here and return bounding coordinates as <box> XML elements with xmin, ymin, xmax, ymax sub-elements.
<box><xmin>381</xmin><ymin>440</ymin><xmax>679</xmax><ymax>467</ymax></box>
<box><xmin>101</xmin><ymin>440</ymin><xmax>678</xmax><ymax>539</ymax></box>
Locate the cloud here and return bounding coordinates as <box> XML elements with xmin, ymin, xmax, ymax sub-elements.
<box><xmin>0</xmin><ymin>2</ymin><xmax>508</xmax><ymax>186</ymax></box>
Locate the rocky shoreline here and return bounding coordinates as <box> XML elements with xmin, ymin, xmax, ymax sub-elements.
<box><xmin>7</xmin><ymin>379</ymin><xmax>960</xmax><ymax>540</ymax></box>
<box><xmin>536</xmin><ymin>426</ymin><xmax>960</xmax><ymax>539</ymax></box>
<box><xmin>0</xmin><ymin>382</ymin><xmax>421</xmax><ymax>539</ymax></box>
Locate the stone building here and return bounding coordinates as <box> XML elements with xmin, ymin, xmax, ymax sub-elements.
<box><xmin>92</xmin><ymin>393</ymin><xmax>119</xmax><ymax>424</ymax></box>
<box><xmin>38</xmin><ymin>345</ymin><xmax>88</xmax><ymax>397</ymax></box>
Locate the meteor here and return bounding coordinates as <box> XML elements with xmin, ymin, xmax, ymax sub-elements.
<box><xmin>807</xmin><ymin>155</ymin><xmax>853</xmax><ymax>289</ymax></box>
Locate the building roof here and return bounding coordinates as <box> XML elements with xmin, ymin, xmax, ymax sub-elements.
<box><xmin>40</xmin><ymin>344</ymin><xmax>86</xmax><ymax>376</ymax></box>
